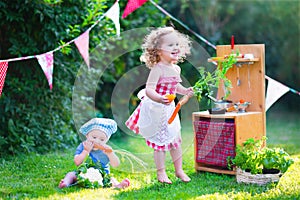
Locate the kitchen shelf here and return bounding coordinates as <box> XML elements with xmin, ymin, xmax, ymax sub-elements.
<box><xmin>193</xmin><ymin>111</ymin><xmax>262</xmax><ymax>118</ymax></box>
<box><xmin>208</xmin><ymin>57</ymin><xmax>259</xmax><ymax>63</ymax></box>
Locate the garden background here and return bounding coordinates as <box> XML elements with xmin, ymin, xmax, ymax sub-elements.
<box><xmin>0</xmin><ymin>0</ymin><xmax>299</xmax><ymax>199</ymax></box>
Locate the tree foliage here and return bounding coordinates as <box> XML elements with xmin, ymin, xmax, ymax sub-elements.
<box><xmin>1</xmin><ymin>0</ymin><xmax>298</xmax><ymax>156</ymax></box>
<box><xmin>0</xmin><ymin>0</ymin><xmax>166</xmax><ymax>156</ymax></box>
<box><xmin>0</xmin><ymin>0</ymin><xmax>118</xmax><ymax>155</ymax></box>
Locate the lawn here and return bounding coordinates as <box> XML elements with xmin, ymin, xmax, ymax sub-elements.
<box><xmin>0</xmin><ymin>110</ymin><xmax>299</xmax><ymax>200</ymax></box>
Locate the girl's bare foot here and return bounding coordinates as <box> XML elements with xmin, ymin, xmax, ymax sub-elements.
<box><xmin>175</xmin><ymin>170</ymin><xmax>191</xmax><ymax>182</ymax></box>
<box><xmin>157</xmin><ymin>170</ymin><xmax>172</xmax><ymax>184</ymax></box>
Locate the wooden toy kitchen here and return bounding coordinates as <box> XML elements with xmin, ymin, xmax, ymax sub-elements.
<box><xmin>193</xmin><ymin>44</ymin><xmax>266</xmax><ymax>175</ymax></box>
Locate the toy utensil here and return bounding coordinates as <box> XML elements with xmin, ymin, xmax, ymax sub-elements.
<box><xmin>236</xmin><ymin>63</ymin><xmax>242</xmax><ymax>86</ymax></box>
<box><xmin>168</xmin><ymin>95</ymin><xmax>190</xmax><ymax>124</ymax></box>
<box><xmin>237</xmin><ymin>67</ymin><xmax>241</xmax><ymax>86</ymax></box>
<box><xmin>247</xmin><ymin>63</ymin><xmax>251</xmax><ymax>89</ymax></box>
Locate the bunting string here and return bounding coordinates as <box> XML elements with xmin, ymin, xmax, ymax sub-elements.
<box><xmin>290</xmin><ymin>88</ymin><xmax>300</xmax><ymax>96</ymax></box>
<box><xmin>149</xmin><ymin>0</ymin><xmax>217</xmax><ymax>50</ymax></box>
<box><xmin>0</xmin><ymin>1</ymin><xmax>120</xmax><ymax>95</ymax></box>
<box><xmin>0</xmin><ymin>0</ymin><xmax>298</xmax><ymax>104</ymax></box>
<box><xmin>0</xmin><ymin>13</ymin><xmax>108</xmax><ymax>63</ymax></box>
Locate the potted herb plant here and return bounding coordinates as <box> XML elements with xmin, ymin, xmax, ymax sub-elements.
<box><xmin>227</xmin><ymin>137</ymin><xmax>294</xmax><ymax>185</ymax></box>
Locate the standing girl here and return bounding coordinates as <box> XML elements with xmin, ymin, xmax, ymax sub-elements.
<box><xmin>126</xmin><ymin>27</ymin><xmax>193</xmax><ymax>184</ymax></box>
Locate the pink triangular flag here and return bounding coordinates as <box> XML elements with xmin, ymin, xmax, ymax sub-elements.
<box><xmin>74</xmin><ymin>30</ymin><xmax>90</xmax><ymax>68</ymax></box>
<box><xmin>106</xmin><ymin>1</ymin><xmax>121</xmax><ymax>36</ymax></box>
<box><xmin>0</xmin><ymin>61</ymin><xmax>8</xmax><ymax>96</ymax></box>
<box><xmin>36</xmin><ymin>52</ymin><xmax>54</xmax><ymax>90</ymax></box>
<box><xmin>122</xmin><ymin>0</ymin><xmax>148</xmax><ymax>18</ymax></box>
<box><xmin>265</xmin><ymin>76</ymin><xmax>290</xmax><ymax>111</ymax></box>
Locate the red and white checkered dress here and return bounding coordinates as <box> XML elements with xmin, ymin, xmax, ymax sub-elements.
<box><xmin>125</xmin><ymin>75</ymin><xmax>182</xmax><ymax>151</ymax></box>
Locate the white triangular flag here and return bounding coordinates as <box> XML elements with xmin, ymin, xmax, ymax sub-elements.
<box><xmin>36</xmin><ymin>52</ymin><xmax>54</xmax><ymax>90</ymax></box>
<box><xmin>265</xmin><ymin>76</ymin><xmax>290</xmax><ymax>111</ymax></box>
<box><xmin>106</xmin><ymin>1</ymin><xmax>120</xmax><ymax>36</ymax></box>
<box><xmin>74</xmin><ymin>30</ymin><xmax>90</xmax><ymax>68</ymax></box>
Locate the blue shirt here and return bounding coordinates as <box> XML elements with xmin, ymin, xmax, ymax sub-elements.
<box><xmin>75</xmin><ymin>143</ymin><xmax>110</xmax><ymax>174</ymax></box>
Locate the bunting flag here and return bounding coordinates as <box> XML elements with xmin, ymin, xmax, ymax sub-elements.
<box><xmin>106</xmin><ymin>1</ymin><xmax>121</xmax><ymax>36</ymax></box>
<box><xmin>0</xmin><ymin>61</ymin><xmax>8</xmax><ymax>96</ymax></box>
<box><xmin>265</xmin><ymin>76</ymin><xmax>290</xmax><ymax>111</ymax></box>
<box><xmin>74</xmin><ymin>30</ymin><xmax>90</xmax><ymax>68</ymax></box>
<box><xmin>122</xmin><ymin>0</ymin><xmax>148</xmax><ymax>18</ymax></box>
<box><xmin>36</xmin><ymin>52</ymin><xmax>54</xmax><ymax>90</ymax></box>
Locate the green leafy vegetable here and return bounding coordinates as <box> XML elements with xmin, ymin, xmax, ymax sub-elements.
<box><xmin>227</xmin><ymin>137</ymin><xmax>294</xmax><ymax>174</ymax></box>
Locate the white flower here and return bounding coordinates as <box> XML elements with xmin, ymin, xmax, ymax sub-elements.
<box><xmin>79</xmin><ymin>167</ymin><xmax>103</xmax><ymax>186</ymax></box>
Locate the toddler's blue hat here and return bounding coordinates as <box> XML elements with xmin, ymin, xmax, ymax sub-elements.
<box><xmin>79</xmin><ymin>118</ymin><xmax>117</xmax><ymax>138</ymax></box>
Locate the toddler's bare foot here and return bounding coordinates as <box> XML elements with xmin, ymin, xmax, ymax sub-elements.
<box><xmin>157</xmin><ymin>170</ymin><xmax>172</xmax><ymax>184</ymax></box>
<box><xmin>58</xmin><ymin>172</ymin><xmax>76</xmax><ymax>188</ymax></box>
<box><xmin>115</xmin><ymin>178</ymin><xmax>130</xmax><ymax>189</ymax></box>
<box><xmin>175</xmin><ymin>170</ymin><xmax>191</xmax><ymax>182</ymax></box>
<box><xmin>58</xmin><ymin>180</ymin><xmax>68</xmax><ymax>188</ymax></box>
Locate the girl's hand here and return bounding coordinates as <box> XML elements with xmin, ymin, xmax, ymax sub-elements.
<box><xmin>160</xmin><ymin>95</ymin><xmax>172</xmax><ymax>105</ymax></box>
<box><xmin>83</xmin><ymin>140</ymin><xmax>94</xmax><ymax>153</ymax></box>
<box><xmin>186</xmin><ymin>87</ymin><xmax>194</xmax><ymax>97</ymax></box>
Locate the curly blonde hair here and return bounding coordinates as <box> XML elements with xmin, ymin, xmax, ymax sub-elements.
<box><xmin>140</xmin><ymin>27</ymin><xmax>192</xmax><ymax>68</ymax></box>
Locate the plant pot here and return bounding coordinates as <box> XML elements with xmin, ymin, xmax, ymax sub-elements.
<box><xmin>236</xmin><ymin>168</ymin><xmax>282</xmax><ymax>185</ymax></box>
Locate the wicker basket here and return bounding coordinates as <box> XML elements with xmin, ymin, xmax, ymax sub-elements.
<box><xmin>236</xmin><ymin>168</ymin><xmax>282</xmax><ymax>185</ymax></box>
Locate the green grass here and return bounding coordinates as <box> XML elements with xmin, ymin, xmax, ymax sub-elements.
<box><xmin>0</xmin><ymin>111</ymin><xmax>299</xmax><ymax>200</ymax></box>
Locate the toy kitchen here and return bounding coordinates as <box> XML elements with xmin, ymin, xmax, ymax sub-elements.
<box><xmin>193</xmin><ymin>44</ymin><xmax>266</xmax><ymax>175</ymax></box>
